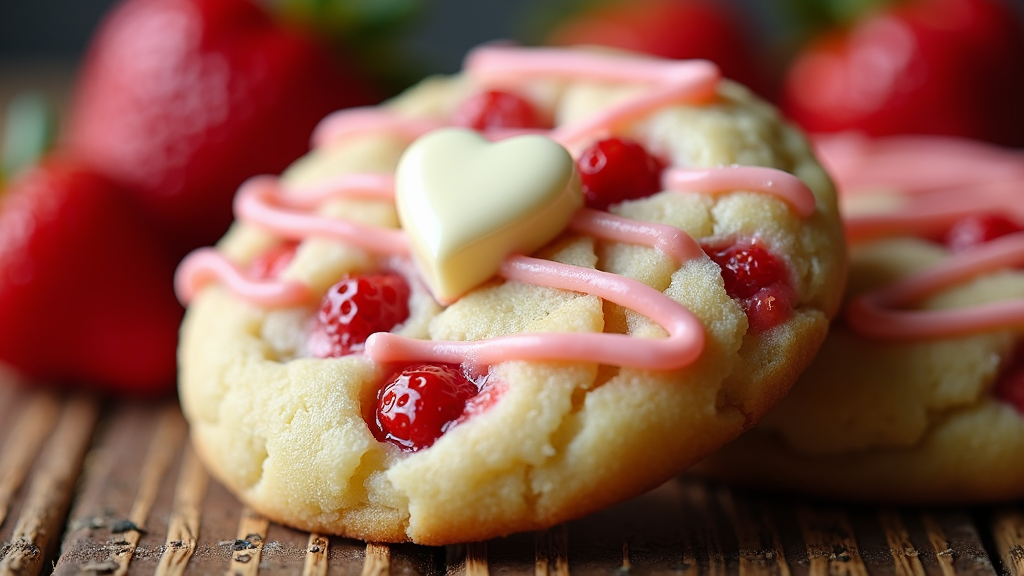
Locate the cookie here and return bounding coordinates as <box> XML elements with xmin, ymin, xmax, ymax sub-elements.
<box><xmin>175</xmin><ymin>46</ymin><xmax>846</xmax><ymax>544</ymax></box>
<box><xmin>698</xmin><ymin>134</ymin><xmax>1024</xmax><ymax>503</ymax></box>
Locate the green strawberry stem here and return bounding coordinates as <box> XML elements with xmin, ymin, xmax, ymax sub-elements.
<box><xmin>517</xmin><ymin>0</ymin><xmax>619</xmax><ymax>44</ymax></box>
<box><xmin>262</xmin><ymin>0</ymin><xmax>424</xmax><ymax>92</ymax></box>
<box><xmin>781</xmin><ymin>0</ymin><xmax>896</xmax><ymax>30</ymax></box>
<box><xmin>1</xmin><ymin>93</ymin><xmax>55</xmax><ymax>185</ymax></box>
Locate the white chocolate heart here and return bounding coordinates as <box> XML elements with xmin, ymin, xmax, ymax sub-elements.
<box><xmin>396</xmin><ymin>128</ymin><xmax>582</xmax><ymax>303</ymax></box>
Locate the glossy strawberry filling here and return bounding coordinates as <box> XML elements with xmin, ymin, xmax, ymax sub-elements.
<box><xmin>577</xmin><ymin>137</ymin><xmax>665</xmax><ymax>210</ymax></box>
<box><xmin>994</xmin><ymin>348</ymin><xmax>1024</xmax><ymax>415</ymax></box>
<box><xmin>248</xmin><ymin>241</ymin><xmax>299</xmax><ymax>279</ymax></box>
<box><xmin>373</xmin><ymin>363</ymin><xmax>483</xmax><ymax>451</ymax></box>
<box><xmin>944</xmin><ymin>214</ymin><xmax>1023</xmax><ymax>252</ymax></box>
<box><xmin>307</xmin><ymin>272</ymin><xmax>411</xmax><ymax>358</ymax></box>
<box><xmin>453</xmin><ymin>90</ymin><xmax>546</xmax><ymax>131</ymax></box>
<box><xmin>703</xmin><ymin>240</ymin><xmax>795</xmax><ymax>332</ymax></box>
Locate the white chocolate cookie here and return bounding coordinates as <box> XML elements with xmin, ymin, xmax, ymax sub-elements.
<box><xmin>176</xmin><ymin>47</ymin><xmax>845</xmax><ymax>544</ymax></box>
<box><xmin>698</xmin><ymin>134</ymin><xmax>1024</xmax><ymax>503</ymax></box>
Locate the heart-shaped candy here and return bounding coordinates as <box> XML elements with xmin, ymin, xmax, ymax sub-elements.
<box><xmin>396</xmin><ymin>128</ymin><xmax>582</xmax><ymax>303</ymax></box>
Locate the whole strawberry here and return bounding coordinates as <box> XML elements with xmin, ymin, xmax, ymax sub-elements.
<box><xmin>782</xmin><ymin>0</ymin><xmax>1024</xmax><ymax>147</ymax></box>
<box><xmin>65</xmin><ymin>0</ymin><xmax>380</xmax><ymax>256</ymax></box>
<box><xmin>0</xmin><ymin>158</ymin><xmax>183</xmax><ymax>393</ymax></box>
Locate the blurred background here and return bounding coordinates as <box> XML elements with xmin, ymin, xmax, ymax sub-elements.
<box><xmin>0</xmin><ymin>0</ymin><xmax>796</xmax><ymax>69</ymax></box>
<box><xmin>3</xmin><ymin>0</ymin><xmax>1024</xmax><ymax>125</ymax></box>
<box><xmin>3</xmin><ymin>0</ymin><xmax>1023</xmax><ymax>128</ymax></box>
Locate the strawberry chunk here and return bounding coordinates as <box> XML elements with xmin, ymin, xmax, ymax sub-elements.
<box><xmin>373</xmin><ymin>363</ymin><xmax>479</xmax><ymax>451</ymax></box>
<box><xmin>0</xmin><ymin>158</ymin><xmax>183</xmax><ymax>393</ymax></box>
<box><xmin>453</xmin><ymin>90</ymin><xmax>545</xmax><ymax>131</ymax></box>
<box><xmin>577</xmin><ymin>137</ymin><xmax>665</xmax><ymax>210</ymax></box>
<box><xmin>995</xmin><ymin>367</ymin><xmax>1024</xmax><ymax>415</ymax></box>
<box><xmin>703</xmin><ymin>240</ymin><xmax>795</xmax><ymax>332</ymax></box>
<box><xmin>248</xmin><ymin>241</ymin><xmax>299</xmax><ymax>280</ymax></box>
<box><xmin>308</xmin><ymin>273</ymin><xmax>410</xmax><ymax>358</ymax></box>
<box><xmin>944</xmin><ymin>214</ymin><xmax>1023</xmax><ymax>252</ymax></box>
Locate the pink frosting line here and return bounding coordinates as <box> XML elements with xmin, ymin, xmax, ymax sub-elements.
<box><xmin>311</xmin><ymin>107</ymin><xmax>445</xmax><ymax>149</ymax></box>
<box><xmin>550</xmin><ymin>78</ymin><xmax>720</xmax><ymax>147</ymax></box>
<box><xmin>845</xmin><ymin>181</ymin><xmax>1024</xmax><ymax>243</ymax></box>
<box><xmin>569</xmin><ymin>208</ymin><xmax>704</xmax><ymax>263</ymax></box>
<box><xmin>465</xmin><ymin>46</ymin><xmax>720</xmax><ymax>147</ymax></box>
<box><xmin>846</xmin><ymin>233</ymin><xmax>1024</xmax><ymax>340</ymax></box>
<box><xmin>815</xmin><ymin>133</ymin><xmax>1024</xmax><ymax>197</ymax></box>
<box><xmin>818</xmin><ymin>134</ymin><xmax>1024</xmax><ymax>340</ymax></box>
<box><xmin>175</xmin><ymin>248</ymin><xmax>311</xmax><ymax>307</ymax></box>
<box><xmin>234</xmin><ymin>176</ymin><xmax>409</xmax><ymax>256</ymax></box>
<box><xmin>663</xmin><ymin>166</ymin><xmax>817</xmax><ymax>218</ymax></box>
<box><xmin>364</xmin><ymin>255</ymin><xmax>706</xmax><ymax>370</ymax></box>
<box><xmin>465</xmin><ymin>45</ymin><xmax>719</xmax><ymax>85</ymax></box>
<box><xmin>279</xmin><ymin>173</ymin><xmax>395</xmax><ymax>208</ymax></box>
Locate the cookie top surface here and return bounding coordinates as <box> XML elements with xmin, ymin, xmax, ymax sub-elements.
<box><xmin>175</xmin><ymin>46</ymin><xmax>845</xmax><ymax>543</ymax></box>
<box><xmin>700</xmin><ymin>133</ymin><xmax>1024</xmax><ymax>503</ymax></box>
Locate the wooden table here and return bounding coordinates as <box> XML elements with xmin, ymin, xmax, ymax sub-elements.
<box><xmin>1</xmin><ymin>378</ymin><xmax>1022</xmax><ymax>576</ymax></box>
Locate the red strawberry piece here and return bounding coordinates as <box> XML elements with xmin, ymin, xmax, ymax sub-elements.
<box><xmin>703</xmin><ymin>240</ymin><xmax>795</xmax><ymax>332</ymax></box>
<box><xmin>944</xmin><ymin>214</ymin><xmax>1023</xmax><ymax>252</ymax></box>
<box><xmin>0</xmin><ymin>158</ymin><xmax>183</xmax><ymax>393</ymax></box>
<box><xmin>247</xmin><ymin>241</ymin><xmax>299</xmax><ymax>280</ymax></box>
<box><xmin>782</xmin><ymin>0</ymin><xmax>1024</xmax><ymax>147</ymax></box>
<box><xmin>995</xmin><ymin>361</ymin><xmax>1024</xmax><ymax>415</ymax></box>
<box><xmin>374</xmin><ymin>363</ymin><xmax>479</xmax><ymax>451</ymax></box>
<box><xmin>65</xmin><ymin>0</ymin><xmax>380</xmax><ymax>257</ymax></box>
<box><xmin>452</xmin><ymin>90</ymin><xmax>545</xmax><ymax>131</ymax></box>
<box><xmin>577</xmin><ymin>137</ymin><xmax>665</xmax><ymax>210</ymax></box>
<box><xmin>994</xmin><ymin>343</ymin><xmax>1024</xmax><ymax>415</ymax></box>
<box><xmin>547</xmin><ymin>0</ymin><xmax>771</xmax><ymax>99</ymax></box>
<box><xmin>308</xmin><ymin>273</ymin><xmax>410</xmax><ymax>358</ymax></box>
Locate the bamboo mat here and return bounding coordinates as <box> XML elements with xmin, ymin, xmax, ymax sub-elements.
<box><xmin>1</xmin><ymin>380</ymin><xmax>1023</xmax><ymax>576</ymax></box>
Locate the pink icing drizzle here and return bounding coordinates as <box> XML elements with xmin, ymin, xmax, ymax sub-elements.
<box><xmin>663</xmin><ymin>167</ymin><xmax>816</xmax><ymax>218</ymax></box>
<box><xmin>847</xmin><ymin>233</ymin><xmax>1024</xmax><ymax>340</ymax></box>
<box><xmin>569</xmin><ymin>208</ymin><xmax>703</xmax><ymax>264</ymax></box>
<box><xmin>366</xmin><ymin>256</ymin><xmax>705</xmax><ymax>370</ymax></box>
<box><xmin>175</xmin><ymin>247</ymin><xmax>310</xmax><ymax>307</ymax></box>
<box><xmin>233</xmin><ymin>176</ymin><xmax>409</xmax><ymax>256</ymax></box>
<box><xmin>280</xmin><ymin>173</ymin><xmax>396</xmax><ymax>205</ymax></box>
<box><xmin>312</xmin><ymin>107</ymin><xmax>444</xmax><ymax>149</ymax></box>
<box><xmin>464</xmin><ymin>47</ymin><xmax>720</xmax><ymax>147</ymax></box>
<box><xmin>815</xmin><ymin>133</ymin><xmax>1024</xmax><ymax>340</ymax></box>
<box><xmin>176</xmin><ymin>46</ymin><xmax>820</xmax><ymax>369</ymax></box>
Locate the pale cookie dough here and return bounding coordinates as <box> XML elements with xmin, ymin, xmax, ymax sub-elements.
<box><xmin>697</xmin><ymin>135</ymin><xmax>1024</xmax><ymax>503</ymax></box>
<box><xmin>177</xmin><ymin>47</ymin><xmax>846</xmax><ymax>544</ymax></box>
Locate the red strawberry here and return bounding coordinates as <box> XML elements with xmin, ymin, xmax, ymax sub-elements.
<box><xmin>374</xmin><ymin>364</ymin><xmax>479</xmax><ymax>451</ymax></box>
<box><xmin>0</xmin><ymin>158</ymin><xmax>183</xmax><ymax>393</ymax></box>
<box><xmin>577</xmin><ymin>137</ymin><xmax>665</xmax><ymax>210</ymax></box>
<box><xmin>944</xmin><ymin>214</ymin><xmax>1023</xmax><ymax>252</ymax></box>
<box><xmin>65</xmin><ymin>0</ymin><xmax>380</xmax><ymax>257</ymax></box>
<box><xmin>783</xmin><ymin>0</ymin><xmax>1024</xmax><ymax>147</ymax></box>
<box><xmin>247</xmin><ymin>241</ymin><xmax>299</xmax><ymax>280</ymax></box>
<box><xmin>453</xmin><ymin>90</ymin><xmax>546</xmax><ymax>131</ymax></box>
<box><xmin>703</xmin><ymin>240</ymin><xmax>795</xmax><ymax>332</ymax></box>
<box><xmin>995</xmin><ymin>361</ymin><xmax>1024</xmax><ymax>415</ymax></box>
<box><xmin>308</xmin><ymin>273</ymin><xmax>411</xmax><ymax>358</ymax></box>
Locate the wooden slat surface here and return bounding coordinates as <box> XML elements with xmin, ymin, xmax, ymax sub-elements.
<box><xmin>0</xmin><ymin>381</ymin><xmax>1021</xmax><ymax>576</ymax></box>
